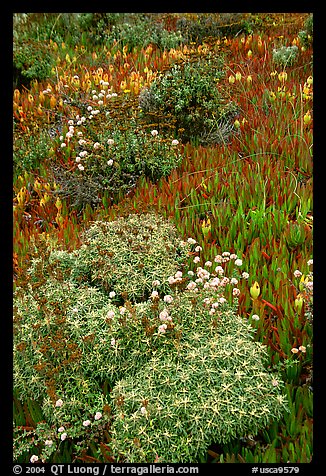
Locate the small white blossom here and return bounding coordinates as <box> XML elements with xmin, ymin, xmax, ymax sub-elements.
<box><xmin>193</xmin><ymin>256</ymin><xmax>200</xmax><ymax>263</ymax></box>
<box><xmin>158</xmin><ymin>324</ymin><xmax>167</xmax><ymax>334</ymax></box>
<box><xmin>140</xmin><ymin>406</ymin><xmax>147</xmax><ymax>415</ymax></box>
<box><xmin>58</xmin><ymin>426</ymin><xmax>65</xmax><ymax>433</ymax></box>
<box><xmin>93</xmin><ymin>142</ymin><xmax>101</xmax><ymax>149</ymax></box>
<box><xmin>252</xmin><ymin>314</ymin><xmax>260</xmax><ymax>321</ymax></box>
<box><xmin>30</xmin><ymin>455</ymin><xmax>39</xmax><ymax>463</ymax></box>
<box><xmin>60</xmin><ymin>142</ymin><xmax>66</xmax><ymax>148</ymax></box>
<box><xmin>234</xmin><ymin>259</ymin><xmax>243</xmax><ymax>266</ymax></box>
<box><xmin>111</xmin><ymin>338</ymin><xmax>116</xmax><ymax>347</ymax></box>
<box><xmin>307</xmin><ymin>259</ymin><xmax>313</xmax><ymax>266</ymax></box>
<box><xmin>172</xmin><ymin>139</ymin><xmax>179</xmax><ymax>145</ymax></box>
<box><xmin>242</xmin><ymin>272</ymin><xmax>249</xmax><ymax>279</ymax></box>
<box><xmin>215</xmin><ymin>266</ymin><xmax>224</xmax><ymax>275</ymax></box>
<box><xmin>83</xmin><ymin>420</ymin><xmax>91</xmax><ymax>427</ymax></box>
<box><xmin>55</xmin><ymin>399</ymin><xmax>63</xmax><ymax>407</ymax></box>
<box><xmin>77</xmin><ymin>164</ymin><xmax>84</xmax><ymax>171</ymax></box>
<box><xmin>60</xmin><ymin>433</ymin><xmax>67</xmax><ymax>441</ymax></box>
<box><xmin>106</xmin><ymin>310</ymin><xmax>115</xmax><ymax>319</ymax></box>
<box><xmin>45</xmin><ymin>439</ymin><xmax>53</xmax><ymax>446</ymax></box>
<box><xmin>294</xmin><ymin>270</ymin><xmax>302</xmax><ymax>278</ymax></box>
<box><xmin>187</xmin><ymin>237</ymin><xmax>196</xmax><ymax>244</ymax></box>
<box><xmin>107</xmin><ymin>159</ymin><xmax>113</xmax><ymax>166</ymax></box>
<box><xmin>151</xmin><ymin>129</ymin><xmax>158</xmax><ymax>136</ymax></box>
<box><xmin>107</xmin><ymin>139</ymin><xmax>114</xmax><ymax>145</ymax></box>
<box><xmin>159</xmin><ymin>309</ymin><xmax>170</xmax><ymax>322</ymax></box>
<box><xmin>232</xmin><ymin>288</ymin><xmax>240</xmax><ymax>296</ymax></box>
<box><xmin>152</xmin><ymin>280</ymin><xmax>160</xmax><ymax>287</ymax></box>
<box><xmin>109</xmin><ymin>291</ymin><xmax>116</xmax><ymax>298</ymax></box>
<box><xmin>79</xmin><ymin>150</ymin><xmax>88</xmax><ymax>157</ymax></box>
<box><xmin>187</xmin><ymin>281</ymin><xmax>197</xmax><ymax>290</ymax></box>
<box><xmin>195</xmin><ymin>245</ymin><xmax>202</xmax><ymax>252</ymax></box>
<box><xmin>205</xmin><ymin>261</ymin><xmax>212</xmax><ymax>267</ymax></box>
<box><xmin>94</xmin><ymin>412</ymin><xmax>102</xmax><ymax>420</ymax></box>
<box><xmin>163</xmin><ymin>295</ymin><xmax>173</xmax><ymax>303</ymax></box>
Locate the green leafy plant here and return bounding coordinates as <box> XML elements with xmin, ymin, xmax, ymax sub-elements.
<box><xmin>13</xmin><ymin>215</ymin><xmax>288</xmax><ymax>463</ymax></box>
<box><xmin>13</xmin><ymin>39</ymin><xmax>55</xmax><ymax>88</ymax></box>
<box><xmin>139</xmin><ymin>58</ymin><xmax>239</xmax><ymax>145</ymax></box>
<box><xmin>48</xmin><ymin>90</ymin><xmax>183</xmax><ymax>210</ymax></box>
<box><xmin>272</xmin><ymin>45</ymin><xmax>299</xmax><ymax>67</ymax></box>
<box><xmin>61</xmin><ymin>213</ymin><xmax>191</xmax><ymax>302</ymax></box>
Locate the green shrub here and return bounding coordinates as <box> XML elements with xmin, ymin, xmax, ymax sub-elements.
<box><xmin>13</xmin><ymin>40</ymin><xmax>55</xmax><ymax>88</ymax></box>
<box><xmin>110</xmin><ymin>305</ymin><xmax>288</xmax><ymax>462</ymax></box>
<box><xmin>62</xmin><ymin>213</ymin><xmax>190</xmax><ymax>302</ymax></box>
<box><xmin>13</xmin><ymin>129</ymin><xmax>52</xmax><ymax>179</ymax></box>
<box><xmin>139</xmin><ymin>59</ymin><xmax>239</xmax><ymax>145</ymax></box>
<box><xmin>298</xmin><ymin>14</ymin><xmax>313</xmax><ymax>49</ymax></box>
<box><xmin>48</xmin><ymin>93</ymin><xmax>183</xmax><ymax>210</ymax></box>
<box><xmin>107</xmin><ymin>17</ymin><xmax>184</xmax><ymax>51</ymax></box>
<box><xmin>272</xmin><ymin>45</ymin><xmax>299</xmax><ymax>67</ymax></box>
<box><xmin>176</xmin><ymin>13</ymin><xmax>252</xmax><ymax>44</ymax></box>
<box><xmin>14</xmin><ymin>223</ymin><xmax>288</xmax><ymax>463</ymax></box>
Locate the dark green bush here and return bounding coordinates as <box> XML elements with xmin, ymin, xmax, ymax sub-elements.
<box><xmin>13</xmin><ymin>40</ymin><xmax>54</xmax><ymax>88</ymax></box>
<box><xmin>176</xmin><ymin>13</ymin><xmax>252</xmax><ymax>44</ymax></box>
<box><xmin>139</xmin><ymin>58</ymin><xmax>239</xmax><ymax>145</ymax></box>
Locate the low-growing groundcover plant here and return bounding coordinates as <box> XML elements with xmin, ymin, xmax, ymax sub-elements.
<box><xmin>14</xmin><ymin>213</ymin><xmax>288</xmax><ymax>463</ymax></box>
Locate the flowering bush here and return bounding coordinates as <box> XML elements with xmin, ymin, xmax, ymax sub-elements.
<box><xmin>48</xmin><ymin>88</ymin><xmax>183</xmax><ymax>210</ymax></box>
<box><xmin>14</xmin><ymin>217</ymin><xmax>288</xmax><ymax>463</ymax></box>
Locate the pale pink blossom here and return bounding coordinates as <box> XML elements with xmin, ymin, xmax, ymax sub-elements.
<box><xmin>163</xmin><ymin>295</ymin><xmax>173</xmax><ymax>304</ymax></box>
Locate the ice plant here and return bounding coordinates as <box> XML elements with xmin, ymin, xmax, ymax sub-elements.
<box><xmin>201</xmin><ymin>218</ymin><xmax>211</xmax><ymax>237</ymax></box>
<box><xmin>294</xmin><ymin>294</ymin><xmax>304</xmax><ymax>313</ymax></box>
<box><xmin>250</xmin><ymin>281</ymin><xmax>260</xmax><ymax>300</ymax></box>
